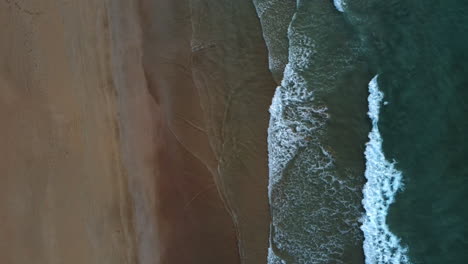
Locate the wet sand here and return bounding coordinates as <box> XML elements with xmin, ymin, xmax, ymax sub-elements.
<box><xmin>1</xmin><ymin>0</ymin><xmax>275</xmax><ymax>263</ymax></box>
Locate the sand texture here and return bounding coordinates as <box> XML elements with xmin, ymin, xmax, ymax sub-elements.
<box><xmin>1</xmin><ymin>0</ymin><xmax>275</xmax><ymax>263</ymax></box>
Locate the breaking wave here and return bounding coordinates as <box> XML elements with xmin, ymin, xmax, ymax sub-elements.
<box><xmin>361</xmin><ymin>75</ymin><xmax>411</xmax><ymax>264</ymax></box>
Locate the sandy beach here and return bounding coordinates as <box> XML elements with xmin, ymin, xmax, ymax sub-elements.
<box><xmin>0</xmin><ymin>0</ymin><xmax>274</xmax><ymax>263</ymax></box>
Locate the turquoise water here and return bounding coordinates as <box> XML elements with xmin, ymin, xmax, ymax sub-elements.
<box><xmin>255</xmin><ymin>0</ymin><xmax>468</xmax><ymax>263</ymax></box>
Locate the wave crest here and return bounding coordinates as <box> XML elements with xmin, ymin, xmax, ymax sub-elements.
<box><xmin>361</xmin><ymin>75</ymin><xmax>412</xmax><ymax>264</ymax></box>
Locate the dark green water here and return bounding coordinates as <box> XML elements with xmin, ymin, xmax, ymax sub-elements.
<box><xmin>255</xmin><ymin>0</ymin><xmax>468</xmax><ymax>262</ymax></box>
<box><xmin>347</xmin><ymin>0</ymin><xmax>468</xmax><ymax>263</ymax></box>
<box><xmin>259</xmin><ymin>1</ymin><xmax>371</xmax><ymax>263</ymax></box>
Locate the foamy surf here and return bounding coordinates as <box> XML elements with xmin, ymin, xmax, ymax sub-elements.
<box><xmin>265</xmin><ymin>3</ymin><xmax>365</xmax><ymax>262</ymax></box>
<box><xmin>333</xmin><ymin>0</ymin><xmax>345</xmax><ymax>12</ymax></box>
<box><xmin>362</xmin><ymin>75</ymin><xmax>411</xmax><ymax>264</ymax></box>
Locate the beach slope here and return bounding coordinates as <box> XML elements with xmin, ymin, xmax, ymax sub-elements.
<box><xmin>0</xmin><ymin>0</ymin><xmax>274</xmax><ymax>263</ymax></box>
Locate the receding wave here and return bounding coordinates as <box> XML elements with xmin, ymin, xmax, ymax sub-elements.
<box><xmin>267</xmin><ymin>58</ymin><xmax>362</xmax><ymax>264</ymax></box>
<box><xmin>264</xmin><ymin>1</ymin><xmax>366</xmax><ymax>263</ymax></box>
<box><xmin>361</xmin><ymin>75</ymin><xmax>411</xmax><ymax>264</ymax></box>
<box><xmin>252</xmin><ymin>0</ymin><xmax>295</xmax><ymax>83</ymax></box>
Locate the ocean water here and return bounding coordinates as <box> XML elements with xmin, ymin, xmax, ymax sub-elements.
<box><xmin>254</xmin><ymin>1</ymin><xmax>370</xmax><ymax>263</ymax></box>
<box><xmin>345</xmin><ymin>0</ymin><xmax>468</xmax><ymax>263</ymax></box>
<box><xmin>255</xmin><ymin>0</ymin><xmax>468</xmax><ymax>263</ymax></box>
<box><xmin>361</xmin><ymin>76</ymin><xmax>410</xmax><ymax>264</ymax></box>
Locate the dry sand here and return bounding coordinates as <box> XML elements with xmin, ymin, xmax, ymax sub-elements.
<box><xmin>0</xmin><ymin>0</ymin><xmax>275</xmax><ymax>263</ymax></box>
<box><xmin>0</xmin><ymin>1</ymin><xmax>139</xmax><ymax>263</ymax></box>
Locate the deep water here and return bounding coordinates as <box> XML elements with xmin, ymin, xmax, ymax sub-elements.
<box><xmin>346</xmin><ymin>0</ymin><xmax>468</xmax><ymax>263</ymax></box>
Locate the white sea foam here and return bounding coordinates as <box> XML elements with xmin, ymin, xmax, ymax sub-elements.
<box><xmin>267</xmin><ymin>48</ymin><xmax>327</xmax><ymax>197</ymax></box>
<box><xmin>333</xmin><ymin>0</ymin><xmax>345</xmax><ymax>12</ymax></box>
<box><xmin>362</xmin><ymin>75</ymin><xmax>411</xmax><ymax>264</ymax></box>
